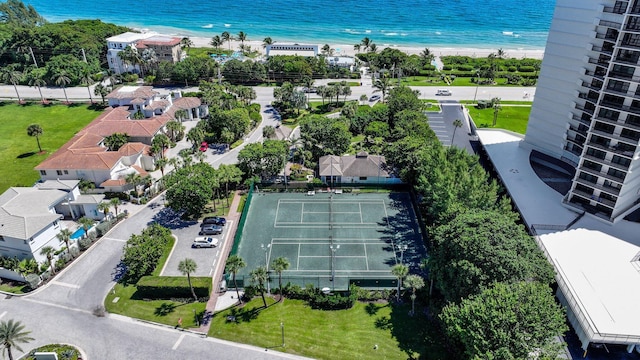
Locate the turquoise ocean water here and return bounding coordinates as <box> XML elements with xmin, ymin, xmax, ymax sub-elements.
<box><xmin>24</xmin><ymin>0</ymin><xmax>555</xmax><ymax>49</ymax></box>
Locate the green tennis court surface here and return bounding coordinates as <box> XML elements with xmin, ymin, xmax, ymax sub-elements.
<box><xmin>233</xmin><ymin>191</ymin><xmax>425</xmax><ymax>290</ymax></box>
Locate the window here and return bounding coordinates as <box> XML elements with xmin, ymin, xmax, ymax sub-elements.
<box><xmin>611</xmin><ymin>155</ymin><xmax>631</xmax><ymax>167</ymax></box>
<box><xmin>594</xmin><ymin>121</ymin><xmax>615</xmax><ymax>134</ymax></box>
<box><xmin>607</xmin><ymin>167</ymin><xmax>627</xmax><ymax>180</ymax></box>
<box><xmin>606</xmin><ymin>80</ymin><xmax>629</xmax><ymax>92</ymax></box>
<box><xmin>586</xmin><ymin>147</ymin><xmax>607</xmax><ymax>159</ymax></box>
<box><xmin>589</xmin><ymin>134</ymin><xmax>611</xmax><ymax>147</ymax></box>
<box><xmin>579</xmin><ymin>171</ymin><xmax>599</xmax><ymax>183</ymax></box>
<box><xmin>582</xmin><ymin>160</ymin><xmax>602</xmax><ymax>171</ymax></box>
<box><xmin>56</xmin><ymin>170</ymin><xmax>63</xmax><ymax>176</ymax></box>
<box><xmin>40</xmin><ymin>170</ymin><xmax>46</xmax><ymax>175</ymax></box>
<box><xmin>621</xmin><ymin>128</ymin><xmax>640</xmax><ymax>141</ymax></box>
<box><xmin>64</xmin><ymin>170</ymin><xmax>69</xmax><ymax>175</ymax></box>
<box><xmin>598</xmin><ymin>108</ymin><xmax>620</xmax><ymax>121</ymax></box>
<box><xmin>359</xmin><ymin>177</ymin><xmax>367</xmax><ymax>180</ymax></box>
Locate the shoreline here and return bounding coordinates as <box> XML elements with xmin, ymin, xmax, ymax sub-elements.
<box><xmin>185</xmin><ymin>36</ymin><xmax>544</xmax><ymax>59</ymax></box>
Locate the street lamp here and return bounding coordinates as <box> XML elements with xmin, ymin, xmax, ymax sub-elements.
<box><xmin>397</xmin><ymin>244</ymin><xmax>408</xmax><ymax>265</ymax></box>
<box><xmin>330</xmin><ymin>244</ymin><xmax>340</xmax><ymax>290</ymax></box>
<box><xmin>262</xmin><ymin>244</ymin><xmax>271</xmax><ymax>293</ymax></box>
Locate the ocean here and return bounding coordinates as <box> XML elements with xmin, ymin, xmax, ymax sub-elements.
<box><xmin>24</xmin><ymin>0</ymin><xmax>555</xmax><ymax>49</ymax></box>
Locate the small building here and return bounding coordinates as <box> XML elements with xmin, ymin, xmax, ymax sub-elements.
<box><xmin>327</xmin><ymin>56</ymin><xmax>356</xmax><ymax>71</ymax></box>
<box><xmin>265</xmin><ymin>44</ymin><xmax>318</xmax><ymax>57</ymax></box>
<box><xmin>106</xmin><ymin>32</ymin><xmax>183</xmax><ymax>75</ymax></box>
<box><xmin>136</xmin><ymin>35</ymin><xmax>182</xmax><ymax>64</ymax></box>
<box><xmin>318</xmin><ymin>152</ymin><xmax>402</xmax><ymax>185</ymax></box>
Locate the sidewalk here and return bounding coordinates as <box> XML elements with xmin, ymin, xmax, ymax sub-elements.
<box><xmin>194</xmin><ymin>189</ymin><xmax>245</xmax><ymax>333</ymax></box>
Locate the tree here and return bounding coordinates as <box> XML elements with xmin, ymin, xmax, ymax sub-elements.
<box><xmin>94</xmin><ymin>83</ymin><xmax>110</xmax><ymax>104</ymax></box>
<box><xmin>420</xmin><ymin>47</ymin><xmax>435</xmax><ymax>67</ymax></box>
<box><xmin>221</xmin><ymin>31</ymin><xmax>232</xmax><ymax>51</ymax></box>
<box><xmin>262</xmin><ymin>37</ymin><xmax>274</xmax><ymax>48</ymax></box>
<box><xmin>155</xmin><ymin>157</ymin><xmax>168</xmax><ymax>178</ymax></box>
<box><xmin>186</xmin><ymin>126</ymin><xmax>205</xmax><ymax>149</ymax></box>
<box><xmin>152</xmin><ymin>134</ymin><xmax>171</xmax><ymax>158</ymax></box>
<box><xmin>103</xmin><ymin>132</ymin><xmax>129</xmax><ymax>151</ymax></box>
<box><xmin>218</xmin><ymin>164</ymin><xmax>243</xmax><ymax>207</ymax></box>
<box><xmin>180</xmin><ymin>37</ymin><xmax>194</xmax><ymax>55</ymax></box>
<box><xmin>250</xmin><ymin>266</ymin><xmax>269</xmax><ymax>308</ymax></box>
<box><xmin>263</xmin><ymin>125</ymin><xmax>276</xmax><ymax>139</ymax></box>
<box><xmin>165</xmin><ymin>163</ymin><xmax>216</xmax><ymax>217</ymax></box>
<box><xmin>165</xmin><ymin>120</ymin><xmax>185</xmax><ymax>142</ymax></box>
<box><xmin>26</xmin><ymin>124</ymin><xmax>43</xmax><ymax>153</ymax></box>
<box><xmin>27</xmin><ymin>69</ymin><xmax>47</xmax><ymax>103</ymax></box>
<box><xmin>40</xmin><ymin>246</ymin><xmax>56</xmax><ymax>275</ymax></box>
<box><xmin>210</xmin><ymin>35</ymin><xmax>223</xmax><ymax>51</ymax></box>
<box><xmin>404</xmin><ymin>274</ymin><xmax>424</xmax><ymax>316</ymax></box>
<box><xmin>271</xmin><ymin>257</ymin><xmax>290</xmax><ymax>300</ymax></box>
<box><xmin>0</xmin><ymin>319</ymin><xmax>34</xmax><ymax>360</ymax></box>
<box><xmin>492</xmin><ymin>97</ymin><xmax>502</xmax><ymax>126</ymax></box>
<box><xmin>451</xmin><ymin>118</ymin><xmax>463</xmax><ymax>146</ymax></box>
<box><xmin>78</xmin><ymin>217</ymin><xmax>95</xmax><ymax>235</ymax></box>
<box><xmin>0</xmin><ymin>66</ymin><xmax>22</xmax><ymax>102</ymax></box>
<box><xmin>79</xmin><ymin>67</ymin><xmax>94</xmax><ymax>103</ymax></box>
<box><xmin>54</xmin><ymin>70</ymin><xmax>71</xmax><ymax>104</ymax></box>
<box><xmin>97</xmin><ymin>201</ymin><xmax>110</xmax><ymax>219</ymax></box>
<box><xmin>0</xmin><ymin>0</ymin><xmax>46</xmax><ymax>26</ymax></box>
<box><xmin>178</xmin><ymin>258</ymin><xmax>199</xmax><ymax>301</ymax></box>
<box><xmin>372</xmin><ymin>74</ymin><xmax>392</xmax><ymax>102</ymax></box>
<box><xmin>496</xmin><ymin>48</ymin><xmax>507</xmax><ymax>59</ymax></box>
<box><xmin>56</xmin><ymin>228</ymin><xmax>74</xmax><ymax>257</ymax></box>
<box><xmin>237</xmin><ymin>31</ymin><xmax>247</xmax><ymax>48</ymax></box>
<box><xmin>225</xmin><ymin>254</ymin><xmax>246</xmax><ymax>303</ymax></box>
<box><xmin>429</xmin><ymin>210</ymin><xmax>555</xmax><ymax>303</ymax></box>
<box><xmin>391</xmin><ymin>264</ymin><xmax>408</xmax><ymax>302</ymax></box>
<box><xmin>110</xmin><ymin>198</ymin><xmax>121</xmax><ymax>217</ymax></box>
<box><xmin>440</xmin><ymin>282</ymin><xmax>568</xmax><ymax>359</ymax></box>
<box><xmin>360</xmin><ymin>37</ymin><xmax>372</xmax><ymax>52</ymax></box>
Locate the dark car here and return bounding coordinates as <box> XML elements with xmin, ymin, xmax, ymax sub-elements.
<box><xmin>200</xmin><ymin>224</ymin><xmax>223</xmax><ymax>235</ymax></box>
<box><xmin>369</xmin><ymin>95</ymin><xmax>381</xmax><ymax>102</ymax></box>
<box><xmin>202</xmin><ymin>216</ymin><xmax>226</xmax><ymax>226</ymax></box>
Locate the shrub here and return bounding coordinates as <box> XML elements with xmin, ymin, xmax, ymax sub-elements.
<box><xmin>135</xmin><ymin>276</ymin><xmax>212</xmax><ymax>299</ymax></box>
<box><xmin>78</xmin><ymin>237</ymin><xmax>93</xmax><ymax>251</ymax></box>
<box><xmin>103</xmin><ymin>192</ymin><xmax>130</xmax><ymax>201</ymax></box>
<box><xmin>457</xmin><ymin>65</ymin><xmax>473</xmax><ymax>71</ymax></box>
<box><xmin>518</xmin><ymin>66</ymin><xmax>535</xmax><ymax>72</ymax></box>
<box><xmin>309</xmin><ymin>285</ymin><xmax>358</xmax><ymax>310</ymax></box>
<box><xmin>507</xmin><ymin>66</ymin><xmax>517</xmax><ymax>72</ymax></box>
<box><xmin>442</xmin><ymin>65</ymin><xmax>452</xmax><ymax>71</ymax></box>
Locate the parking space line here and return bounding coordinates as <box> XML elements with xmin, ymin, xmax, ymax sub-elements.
<box><xmin>0</xmin><ymin>311</ymin><xmax>6</xmax><ymax>319</ymax></box>
<box><xmin>172</xmin><ymin>333</ymin><xmax>186</xmax><ymax>350</ymax></box>
<box><xmin>104</xmin><ymin>237</ymin><xmax>127</xmax><ymax>242</ymax></box>
<box><xmin>51</xmin><ymin>281</ymin><xmax>80</xmax><ymax>289</ymax></box>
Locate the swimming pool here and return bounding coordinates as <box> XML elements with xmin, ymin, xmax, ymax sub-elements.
<box><xmin>70</xmin><ymin>227</ymin><xmax>85</xmax><ymax>240</ymax></box>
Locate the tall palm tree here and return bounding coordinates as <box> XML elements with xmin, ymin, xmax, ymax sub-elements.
<box><xmin>262</xmin><ymin>37</ymin><xmax>273</xmax><ymax>49</ymax></box>
<box><xmin>218</xmin><ymin>164</ymin><xmax>243</xmax><ymax>207</ymax></box>
<box><xmin>451</xmin><ymin>118</ymin><xmax>463</xmax><ymax>145</ymax></box>
<box><xmin>391</xmin><ymin>264</ymin><xmax>409</xmax><ymax>302</ymax></box>
<box><xmin>173</xmin><ymin>109</ymin><xmax>189</xmax><ymax>122</ymax></box>
<box><xmin>27</xmin><ymin>69</ymin><xmax>46</xmax><ymax>103</ymax></box>
<box><xmin>360</xmin><ymin>37</ymin><xmax>372</xmax><ymax>52</ymax></box>
<box><xmin>97</xmin><ymin>201</ymin><xmax>111</xmax><ymax>219</ymax></box>
<box><xmin>221</xmin><ymin>32</ymin><xmax>232</xmax><ymax>51</ymax></box>
<box><xmin>353</xmin><ymin>44</ymin><xmax>361</xmax><ymax>53</ymax></box>
<box><xmin>26</xmin><ymin>124</ymin><xmax>43</xmax><ymax>152</ymax></box>
<box><xmin>271</xmin><ymin>257</ymin><xmax>290</xmax><ymax>300</ymax></box>
<box><xmin>79</xmin><ymin>67</ymin><xmax>94</xmax><ymax>103</ymax></box>
<box><xmin>237</xmin><ymin>31</ymin><xmax>247</xmax><ymax>48</ymax></box>
<box><xmin>165</xmin><ymin>120</ymin><xmax>185</xmax><ymax>142</ymax></box>
<box><xmin>53</xmin><ymin>70</ymin><xmax>71</xmax><ymax>104</ymax></box>
<box><xmin>404</xmin><ymin>274</ymin><xmax>425</xmax><ymax>316</ymax></box>
<box><xmin>178</xmin><ymin>258</ymin><xmax>199</xmax><ymax>301</ymax></box>
<box><xmin>368</xmin><ymin>43</ymin><xmax>378</xmax><ymax>53</ymax></box>
<box><xmin>118</xmin><ymin>45</ymin><xmax>137</xmax><ymax>73</ymax></box>
<box><xmin>110</xmin><ymin>198</ymin><xmax>121</xmax><ymax>217</ymax></box>
<box><xmin>94</xmin><ymin>83</ymin><xmax>110</xmax><ymax>104</ymax></box>
<box><xmin>56</xmin><ymin>228</ymin><xmax>74</xmax><ymax>258</ymax></box>
<box><xmin>155</xmin><ymin>157</ymin><xmax>168</xmax><ymax>177</ymax></box>
<box><xmin>226</xmin><ymin>254</ymin><xmax>246</xmax><ymax>302</ymax></box>
<box><xmin>0</xmin><ymin>319</ymin><xmax>34</xmax><ymax>360</ymax></box>
<box><xmin>180</xmin><ymin>37</ymin><xmax>194</xmax><ymax>55</ymax></box>
<box><xmin>373</xmin><ymin>75</ymin><xmax>392</xmax><ymax>102</ymax></box>
<box><xmin>210</xmin><ymin>35</ymin><xmax>223</xmax><ymax>51</ymax></box>
<box><xmin>77</xmin><ymin>216</ymin><xmax>94</xmax><ymax>237</ymax></box>
<box><xmin>40</xmin><ymin>246</ymin><xmax>56</xmax><ymax>275</ymax></box>
<box><xmin>492</xmin><ymin>97</ymin><xmax>502</xmax><ymax>126</ymax></box>
<box><xmin>420</xmin><ymin>47</ymin><xmax>435</xmax><ymax>66</ymax></box>
<box><xmin>250</xmin><ymin>266</ymin><xmax>269</xmax><ymax>308</ymax></box>
<box><xmin>0</xmin><ymin>67</ymin><xmax>23</xmax><ymax>102</ymax></box>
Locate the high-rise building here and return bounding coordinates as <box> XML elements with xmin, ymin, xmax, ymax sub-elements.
<box><xmin>523</xmin><ymin>0</ymin><xmax>640</xmax><ymax>222</ymax></box>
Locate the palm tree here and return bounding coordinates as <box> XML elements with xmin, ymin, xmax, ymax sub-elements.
<box><xmin>79</xmin><ymin>67</ymin><xmax>94</xmax><ymax>103</ymax></box>
<box><xmin>391</xmin><ymin>264</ymin><xmax>409</xmax><ymax>302</ymax></box>
<box><xmin>40</xmin><ymin>246</ymin><xmax>56</xmax><ymax>275</ymax></box>
<box><xmin>97</xmin><ymin>201</ymin><xmax>111</xmax><ymax>219</ymax></box>
<box><xmin>492</xmin><ymin>97</ymin><xmax>502</xmax><ymax>126</ymax></box>
<box><xmin>271</xmin><ymin>257</ymin><xmax>290</xmax><ymax>300</ymax></box>
<box><xmin>353</xmin><ymin>44</ymin><xmax>361</xmax><ymax>53</ymax></box>
<box><xmin>155</xmin><ymin>157</ymin><xmax>168</xmax><ymax>178</ymax></box>
<box><xmin>210</xmin><ymin>35</ymin><xmax>223</xmax><ymax>51</ymax></box>
<box><xmin>0</xmin><ymin>319</ymin><xmax>34</xmax><ymax>360</ymax></box>
<box><xmin>165</xmin><ymin>120</ymin><xmax>185</xmax><ymax>142</ymax></box>
<box><xmin>373</xmin><ymin>75</ymin><xmax>392</xmax><ymax>102</ymax></box>
<box><xmin>496</xmin><ymin>48</ymin><xmax>506</xmax><ymax>59</ymax></box>
<box><xmin>77</xmin><ymin>216</ymin><xmax>94</xmax><ymax>237</ymax></box>
<box><xmin>420</xmin><ymin>47</ymin><xmax>435</xmax><ymax>66</ymax></box>
<box><xmin>26</xmin><ymin>124</ymin><xmax>43</xmax><ymax>152</ymax></box>
<box><xmin>221</xmin><ymin>31</ymin><xmax>232</xmax><ymax>51</ymax></box>
<box><xmin>53</xmin><ymin>70</ymin><xmax>71</xmax><ymax>104</ymax></box>
<box><xmin>180</xmin><ymin>37</ymin><xmax>194</xmax><ymax>55</ymax></box>
<box><xmin>368</xmin><ymin>43</ymin><xmax>378</xmax><ymax>53</ymax></box>
<box><xmin>225</xmin><ymin>255</ymin><xmax>246</xmax><ymax>302</ymax></box>
<box><xmin>56</xmin><ymin>228</ymin><xmax>74</xmax><ymax>258</ymax></box>
<box><xmin>250</xmin><ymin>266</ymin><xmax>269</xmax><ymax>308</ymax></box>
<box><xmin>178</xmin><ymin>258</ymin><xmax>199</xmax><ymax>301</ymax></box>
<box><xmin>218</xmin><ymin>164</ymin><xmax>243</xmax><ymax>207</ymax></box>
<box><xmin>27</xmin><ymin>69</ymin><xmax>47</xmax><ymax>103</ymax></box>
<box><xmin>360</xmin><ymin>37</ymin><xmax>372</xmax><ymax>52</ymax></box>
<box><xmin>94</xmin><ymin>83</ymin><xmax>110</xmax><ymax>104</ymax></box>
<box><xmin>451</xmin><ymin>118</ymin><xmax>463</xmax><ymax>145</ymax></box>
<box><xmin>0</xmin><ymin>67</ymin><xmax>23</xmax><ymax>103</ymax></box>
<box><xmin>118</xmin><ymin>45</ymin><xmax>137</xmax><ymax>73</ymax></box>
<box><xmin>110</xmin><ymin>198</ymin><xmax>121</xmax><ymax>217</ymax></box>
<box><xmin>404</xmin><ymin>274</ymin><xmax>424</xmax><ymax>316</ymax></box>
<box><xmin>262</xmin><ymin>37</ymin><xmax>273</xmax><ymax>49</ymax></box>
<box><xmin>237</xmin><ymin>31</ymin><xmax>247</xmax><ymax>48</ymax></box>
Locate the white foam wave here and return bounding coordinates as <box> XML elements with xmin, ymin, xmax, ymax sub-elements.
<box><xmin>224</xmin><ymin>24</ymin><xmax>231</xmax><ymax>27</ymax></box>
<box><xmin>365</xmin><ymin>30</ymin><xmax>371</xmax><ymax>33</ymax></box>
<box><xmin>384</xmin><ymin>32</ymin><xmax>399</xmax><ymax>36</ymax></box>
<box><xmin>201</xmin><ymin>24</ymin><xmax>213</xmax><ymax>28</ymax></box>
<box><xmin>502</xmin><ymin>31</ymin><xmax>514</xmax><ymax>36</ymax></box>
<box><xmin>435</xmin><ymin>31</ymin><xmax>442</xmax><ymax>35</ymax></box>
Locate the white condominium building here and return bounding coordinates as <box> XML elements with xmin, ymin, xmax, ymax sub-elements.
<box><xmin>524</xmin><ymin>0</ymin><xmax>640</xmax><ymax>222</ymax></box>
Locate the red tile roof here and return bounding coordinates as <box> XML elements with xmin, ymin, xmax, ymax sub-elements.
<box><xmin>106</xmin><ymin>86</ymin><xmax>158</xmax><ymax>100</ymax></box>
<box><xmin>137</xmin><ymin>36</ymin><xmax>182</xmax><ymax>47</ymax></box>
<box><xmin>173</xmin><ymin>97</ymin><xmax>201</xmax><ymax>109</ymax></box>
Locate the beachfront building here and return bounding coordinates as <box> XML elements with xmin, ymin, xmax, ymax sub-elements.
<box><xmin>35</xmin><ymin>86</ymin><xmax>208</xmax><ymax>191</ymax></box>
<box><xmin>522</xmin><ymin>0</ymin><xmax>640</xmax><ymax>223</ymax></box>
<box><xmin>265</xmin><ymin>44</ymin><xmax>318</xmax><ymax>57</ymax></box>
<box><xmin>318</xmin><ymin>152</ymin><xmax>402</xmax><ymax>185</ymax></box>
<box><xmin>106</xmin><ymin>32</ymin><xmax>183</xmax><ymax>74</ymax></box>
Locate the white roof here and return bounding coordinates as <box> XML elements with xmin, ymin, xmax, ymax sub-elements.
<box><xmin>541</xmin><ymin>229</ymin><xmax>640</xmax><ymax>339</ymax></box>
<box><xmin>106</xmin><ymin>31</ymin><xmax>157</xmax><ymax>43</ymax></box>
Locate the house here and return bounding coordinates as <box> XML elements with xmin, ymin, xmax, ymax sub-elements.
<box><xmin>35</xmin><ymin>86</ymin><xmax>208</xmax><ymax>191</ymax></box>
<box><xmin>35</xmin><ymin>180</ymin><xmax>105</xmax><ymax>220</ymax></box>
<box><xmin>265</xmin><ymin>44</ymin><xmax>318</xmax><ymax>57</ymax></box>
<box><xmin>106</xmin><ymin>32</ymin><xmax>183</xmax><ymax>75</ymax></box>
<box><xmin>326</xmin><ymin>56</ymin><xmax>356</xmax><ymax>71</ymax></box>
<box><xmin>318</xmin><ymin>152</ymin><xmax>402</xmax><ymax>185</ymax></box>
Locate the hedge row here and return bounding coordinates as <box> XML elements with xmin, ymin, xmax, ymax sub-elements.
<box><xmin>136</xmin><ymin>276</ymin><xmax>212</xmax><ymax>299</ymax></box>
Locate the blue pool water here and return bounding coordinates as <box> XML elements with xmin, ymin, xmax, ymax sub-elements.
<box><xmin>70</xmin><ymin>227</ymin><xmax>85</xmax><ymax>240</ymax></box>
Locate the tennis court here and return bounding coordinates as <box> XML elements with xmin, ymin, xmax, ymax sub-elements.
<box><xmin>232</xmin><ymin>191</ymin><xmax>425</xmax><ymax>291</ymax></box>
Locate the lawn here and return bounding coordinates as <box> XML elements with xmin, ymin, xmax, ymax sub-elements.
<box><xmin>208</xmin><ymin>298</ymin><xmax>450</xmax><ymax>360</ymax></box>
<box><xmin>0</xmin><ymin>103</ymin><xmax>102</xmax><ymax>193</ymax></box>
<box><xmin>466</xmin><ymin>104</ymin><xmax>532</xmax><ymax>134</ymax></box>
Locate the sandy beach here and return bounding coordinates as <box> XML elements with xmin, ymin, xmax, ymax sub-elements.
<box><xmin>188</xmin><ymin>36</ymin><xmax>545</xmax><ymax>59</ymax></box>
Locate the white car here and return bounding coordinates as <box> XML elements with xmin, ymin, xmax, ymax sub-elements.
<box><xmin>192</xmin><ymin>236</ymin><xmax>219</xmax><ymax>248</ymax></box>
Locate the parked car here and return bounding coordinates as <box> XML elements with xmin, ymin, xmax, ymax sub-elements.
<box><xmin>436</xmin><ymin>89</ymin><xmax>452</xmax><ymax>96</ymax></box>
<box><xmin>369</xmin><ymin>95</ymin><xmax>381</xmax><ymax>102</ymax></box>
<box><xmin>192</xmin><ymin>236</ymin><xmax>219</xmax><ymax>248</ymax></box>
<box><xmin>202</xmin><ymin>216</ymin><xmax>226</xmax><ymax>226</ymax></box>
<box><xmin>199</xmin><ymin>224</ymin><xmax>223</xmax><ymax>235</ymax></box>
<box><xmin>199</xmin><ymin>141</ymin><xmax>208</xmax><ymax>152</ymax></box>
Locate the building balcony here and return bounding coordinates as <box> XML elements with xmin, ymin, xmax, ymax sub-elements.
<box><xmin>632</xmin><ymin>5</ymin><xmax>640</xmax><ymax>14</ymax></box>
<box><xmin>602</xmin><ymin>86</ymin><xmax>631</xmax><ymax>98</ymax></box>
<box><xmin>578</xmin><ymin>92</ymin><xmax>600</xmax><ymax>105</ymax></box>
<box><xmin>590</xmin><ymin>128</ymin><xmax>640</xmax><ymax>145</ymax></box>
<box><xmin>595</xmin><ymin>32</ymin><xmax>619</xmax><ymax>41</ymax></box>
<box><xmin>599</xmin><ymin>19</ymin><xmax>622</xmax><ymax>30</ymax></box>
<box><xmin>594</xmin><ymin>115</ymin><xmax>621</xmax><ymax>127</ymax></box>
<box><xmin>581</xmin><ymin>80</ymin><xmax>603</xmax><ymax>92</ymax></box>
<box><xmin>575</xmin><ymin>103</ymin><xmax>596</xmax><ymax>115</ymax></box>
<box><xmin>607</xmin><ymin>71</ymin><xmax>640</xmax><ymax>82</ymax></box>
<box><xmin>572</xmin><ymin>114</ymin><xmax>592</xmax><ymax>126</ymax></box>
<box><xmin>587</xmin><ymin>58</ymin><xmax>610</xmax><ymax>67</ymax></box>
<box><xmin>592</xmin><ymin>45</ymin><xmax>615</xmax><ymax>55</ymax></box>
<box><xmin>585</xmin><ymin>69</ymin><xmax>606</xmax><ymax>80</ymax></box>
<box><xmin>613</xmin><ymin>55</ymin><xmax>640</xmax><ymax>66</ymax></box>
<box><xmin>603</xmin><ymin>3</ymin><xmax>627</xmax><ymax>14</ymax></box>
<box><xmin>564</xmin><ymin>144</ymin><xmax>583</xmax><ymax>156</ymax></box>
<box><xmin>567</xmin><ymin>134</ymin><xmax>586</xmax><ymax>146</ymax></box>
<box><xmin>569</xmin><ymin>124</ymin><xmax>588</xmax><ymax>136</ymax></box>
<box><xmin>587</xmin><ymin>141</ymin><xmax>637</xmax><ymax>158</ymax></box>
<box><xmin>574</xmin><ymin>177</ymin><xmax>621</xmax><ymax>200</ymax></box>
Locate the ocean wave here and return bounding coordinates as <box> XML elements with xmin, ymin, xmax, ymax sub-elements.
<box><xmin>435</xmin><ymin>31</ymin><xmax>442</xmax><ymax>35</ymax></box>
<box><xmin>384</xmin><ymin>32</ymin><xmax>399</xmax><ymax>36</ymax></box>
<box><xmin>365</xmin><ymin>30</ymin><xmax>371</xmax><ymax>33</ymax></box>
<box><xmin>202</xmin><ymin>24</ymin><xmax>213</xmax><ymax>28</ymax></box>
<box><xmin>224</xmin><ymin>24</ymin><xmax>231</xmax><ymax>27</ymax></box>
<box><xmin>502</xmin><ymin>31</ymin><xmax>514</xmax><ymax>36</ymax></box>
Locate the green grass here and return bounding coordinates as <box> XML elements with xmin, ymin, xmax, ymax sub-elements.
<box><xmin>0</xmin><ymin>282</ymin><xmax>29</xmax><ymax>294</ymax></box>
<box><xmin>209</xmin><ymin>298</ymin><xmax>449</xmax><ymax>360</ymax></box>
<box><xmin>237</xmin><ymin>193</ymin><xmax>248</xmax><ymax>213</ymax></box>
<box><xmin>151</xmin><ymin>236</ymin><xmax>176</xmax><ymax>276</ymax></box>
<box><xmin>460</xmin><ymin>100</ymin><xmax>532</xmax><ymax>105</ymax></box>
<box><xmin>400</xmin><ymin>76</ymin><xmax>512</xmax><ymax>87</ymax></box>
<box><xmin>466</xmin><ymin>104</ymin><xmax>532</xmax><ymax>134</ymax></box>
<box><xmin>0</xmin><ymin>103</ymin><xmax>102</xmax><ymax>193</ymax></box>
<box><xmin>105</xmin><ymin>283</ymin><xmax>207</xmax><ymax>328</ymax></box>
<box><xmin>24</xmin><ymin>344</ymin><xmax>81</xmax><ymax>360</ymax></box>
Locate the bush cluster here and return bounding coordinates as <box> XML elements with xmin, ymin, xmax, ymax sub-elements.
<box><xmin>136</xmin><ymin>276</ymin><xmax>211</xmax><ymax>299</ymax></box>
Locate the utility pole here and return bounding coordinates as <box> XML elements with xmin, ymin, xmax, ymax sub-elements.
<box><xmin>29</xmin><ymin>47</ymin><xmax>38</xmax><ymax>68</ymax></box>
